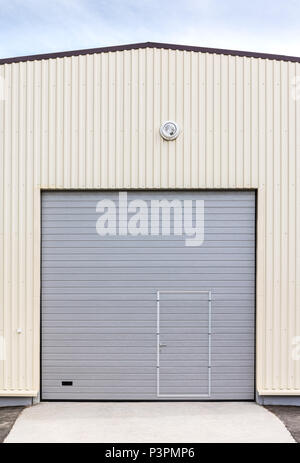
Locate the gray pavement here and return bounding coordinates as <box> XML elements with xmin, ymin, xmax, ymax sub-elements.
<box><xmin>0</xmin><ymin>407</ymin><xmax>24</xmax><ymax>443</ymax></box>
<box><xmin>5</xmin><ymin>402</ymin><xmax>295</xmax><ymax>443</ymax></box>
<box><xmin>266</xmin><ymin>406</ymin><xmax>300</xmax><ymax>443</ymax></box>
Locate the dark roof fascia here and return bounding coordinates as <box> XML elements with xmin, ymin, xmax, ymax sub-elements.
<box><xmin>1</xmin><ymin>41</ymin><xmax>300</xmax><ymax>65</ymax></box>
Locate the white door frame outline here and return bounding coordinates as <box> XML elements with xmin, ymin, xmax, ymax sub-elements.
<box><xmin>156</xmin><ymin>290</ymin><xmax>212</xmax><ymax>398</ymax></box>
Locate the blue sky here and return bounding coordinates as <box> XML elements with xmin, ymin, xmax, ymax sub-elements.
<box><xmin>0</xmin><ymin>0</ymin><xmax>299</xmax><ymax>58</ymax></box>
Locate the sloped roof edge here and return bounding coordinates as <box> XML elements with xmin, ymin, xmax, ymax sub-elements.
<box><xmin>0</xmin><ymin>41</ymin><xmax>299</xmax><ymax>65</ymax></box>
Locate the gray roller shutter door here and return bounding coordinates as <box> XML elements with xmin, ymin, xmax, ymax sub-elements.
<box><xmin>41</xmin><ymin>191</ymin><xmax>255</xmax><ymax>400</ymax></box>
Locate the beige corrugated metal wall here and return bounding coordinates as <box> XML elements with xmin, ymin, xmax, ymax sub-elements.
<box><xmin>0</xmin><ymin>47</ymin><xmax>300</xmax><ymax>396</ymax></box>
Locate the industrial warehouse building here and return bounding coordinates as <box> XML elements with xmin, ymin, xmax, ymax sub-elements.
<box><xmin>0</xmin><ymin>42</ymin><xmax>300</xmax><ymax>405</ymax></box>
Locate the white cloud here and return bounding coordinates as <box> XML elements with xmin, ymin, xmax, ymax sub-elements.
<box><xmin>0</xmin><ymin>0</ymin><xmax>299</xmax><ymax>58</ymax></box>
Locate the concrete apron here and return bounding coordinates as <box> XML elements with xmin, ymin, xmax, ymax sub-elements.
<box><xmin>5</xmin><ymin>402</ymin><xmax>295</xmax><ymax>443</ymax></box>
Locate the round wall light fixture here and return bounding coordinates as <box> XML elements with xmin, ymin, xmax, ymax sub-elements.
<box><xmin>160</xmin><ymin>121</ymin><xmax>180</xmax><ymax>141</ymax></box>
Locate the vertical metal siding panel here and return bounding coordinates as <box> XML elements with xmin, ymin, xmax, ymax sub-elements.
<box><xmin>3</xmin><ymin>64</ymin><xmax>12</xmax><ymax>390</ymax></box>
<box><xmin>145</xmin><ymin>49</ymin><xmax>154</xmax><ymax>188</ymax></box>
<box><xmin>295</xmin><ymin>62</ymin><xmax>300</xmax><ymax>390</ymax></box>
<box><xmin>206</xmin><ymin>54</ymin><xmax>214</xmax><ymax>187</ymax></box>
<box><xmin>138</xmin><ymin>49</ymin><xmax>146</xmax><ymax>188</ymax></box>
<box><xmin>235</xmin><ymin>57</ymin><xmax>244</xmax><ymax>187</ymax></box>
<box><xmin>56</xmin><ymin>59</ymin><xmax>64</xmax><ymax>188</ymax></box>
<box><xmin>63</xmin><ymin>57</ymin><xmax>71</xmax><ymax>188</ymax></box>
<box><xmin>288</xmin><ymin>63</ymin><xmax>297</xmax><ymax>389</ymax></box>
<box><xmin>183</xmin><ymin>52</ymin><xmax>191</xmax><ymax>187</ymax></box>
<box><xmin>32</xmin><ymin>60</ymin><xmax>42</xmax><ymax>393</ymax></box>
<box><xmin>190</xmin><ymin>52</ymin><xmax>199</xmax><ymax>188</ymax></box>
<box><xmin>160</xmin><ymin>49</ymin><xmax>168</xmax><ymax>188</ymax></box>
<box><xmin>168</xmin><ymin>50</ymin><xmax>176</xmax><ymax>188</ymax></box>
<box><xmin>18</xmin><ymin>63</ymin><xmax>26</xmax><ymax>390</ymax></box>
<box><xmin>108</xmin><ymin>52</ymin><xmax>116</xmax><ymax>188</ymax></box>
<box><xmin>85</xmin><ymin>55</ymin><xmax>94</xmax><ymax>188</ymax></box>
<box><xmin>280</xmin><ymin>61</ymin><xmax>289</xmax><ymax>389</ymax></box>
<box><xmin>33</xmin><ymin>61</ymin><xmax>41</xmax><ymax>193</ymax></box>
<box><xmin>31</xmin><ymin>61</ymin><xmax>41</xmax><ymax>391</ymax></box>
<box><xmin>40</xmin><ymin>60</ymin><xmax>49</xmax><ymax>188</ymax></box>
<box><xmin>123</xmin><ymin>51</ymin><xmax>131</xmax><ymax>188</ymax></box>
<box><xmin>243</xmin><ymin>58</ymin><xmax>251</xmax><ymax>187</ymax></box>
<box><xmin>23</xmin><ymin>61</ymin><xmax>33</xmax><ymax>391</ymax></box>
<box><xmin>153</xmin><ymin>49</ymin><xmax>161</xmax><ymax>188</ymax></box>
<box><xmin>220</xmin><ymin>55</ymin><xmax>229</xmax><ymax>188</ymax></box>
<box><xmin>71</xmin><ymin>56</ymin><xmax>79</xmax><ymax>188</ymax></box>
<box><xmin>115</xmin><ymin>52</ymin><xmax>124</xmax><ymax>188</ymax></box>
<box><xmin>273</xmin><ymin>60</ymin><xmax>281</xmax><ymax>390</ymax></box>
<box><xmin>250</xmin><ymin>58</ymin><xmax>259</xmax><ymax>187</ymax></box>
<box><xmin>25</xmin><ymin>61</ymin><xmax>36</xmax><ymax>391</ymax></box>
<box><xmin>78</xmin><ymin>56</ymin><xmax>86</xmax><ymax>188</ymax></box>
<box><xmin>48</xmin><ymin>60</ymin><xmax>56</xmax><ymax>188</ymax></box>
<box><xmin>213</xmin><ymin>54</ymin><xmax>221</xmax><ymax>187</ymax></box>
<box><xmin>11</xmin><ymin>64</ymin><xmax>19</xmax><ymax>390</ymax></box>
<box><xmin>256</xmin><ymin>183</ymin><xmax>266</xmax><ymax>392</ymax></box>
<box><xmin>130</xmin><ymin>51</ymin><xmax>139</xmax><ymax>188</ymax></box>
<box><xmin>228</xmin><ymin>56</ymin><xmax>236</xmax><ymax>188</ymax></box>
<box><xmin>93</xmin><ymin>54</ymin><xmax>101</xmax><ymax>188</ymax></box>
<box><xmin>257</xmin><ymin>59</ymin><xmax>267</xmax><ymax>391</ymax></box>
<box><xmin>32</xmin><ymin>188</ymin><xmax>40</xmax><ymax>393</ymax></box>
<box><xmin>198</xmin><ymin>53</ymin><xmax>206</xmax><ymax>187</ymax></box>
<box><xmin>265</xmin><ymin>60</ymin><xmax>274</xmax><ymax>390</ymax></box>
<box><xmin>175</xmin><ymin>50</ymin><xmax>184</xmax><ymax>188</ymax></box>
